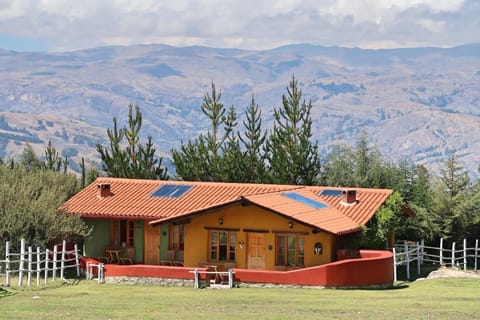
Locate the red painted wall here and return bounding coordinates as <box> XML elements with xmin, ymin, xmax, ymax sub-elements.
<box><xmin>104</xmin><ymin>264</ymin><xmax>207</xmax><ymax>279</ymax></box>
<box><xmin>233</xmin><ymin>250</ymin><xmax>393</xmax><ymax>287</ymax></box>
<box><xmin>82</xmin><ymin>250</ymin><xmax>393</xmax><ymax>287</ymax></box>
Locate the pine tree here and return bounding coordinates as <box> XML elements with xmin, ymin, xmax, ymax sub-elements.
<box><xmin>238</xmin><ymin>95</ymin><xmax>267</xmax><ymax>183</ymax></box>
<box><xmin>324</xmin><ymin>144</ymin><xmax>356</xmax><ymax>187</ymax></box>
<box><xmin>410</xmin><ymin>164</ymin><xmax>434</xmax><ymax>208</ymax></box>
<box><xmin>44</xmin><ymin>139</ymin><xmax>68</xmax><ymax>173</ymax></box>
<box><xmin>20</xmin><ymin>143</ymin><xmax>43</xmax><ymax>172</ymax></box>
<box><xmin>352</xmin><ymin>134</ymin><xmax>386</xmax><ymax>188</ymax></box>
<box><xmin>96</xmin><ymin>104</ymin><xmax>168</xmax><ymax>179</ymax></box>
<box><xmin>172</xmin><ymin>83</ymin><xmax>240</xmax><ymax>182</ymax></box>
<box><xmin>172</xmin><ymin>135</ymin><xmax>210</xmax><ymax>180</ymax></box>
<box><xmin>219</xmin><ymin>105</ymin><xmax>245</xmax><ymax>181</ymax></box>
<box><xmin>96</xmin><ymin>114</ymin><xmax>128</xmax><ymax>177</ymax></box>
<box><xmin>265</xmin><ymin>76</ymin><xmax>320</xmax><ymax>185</ymax></box>
<box><xmin>433</xmin><ymin>154</ymin><xmax>471</xmax><ymax>242</ymax></box>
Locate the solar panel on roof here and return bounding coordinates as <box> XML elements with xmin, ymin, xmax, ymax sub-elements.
<box><xmin>283</xmin><ymin>192</ymin><xmax>328</xmax><ymax>209</ymax></box>
<box><xmin>150</xmin><ymin>185</ymin><xmax>192</xmax><ymax>198</ymax></box>
<box><xmin>319</xmin><ymin>189</ymin><xmax>343</xmax><ymax>197</ymax></box>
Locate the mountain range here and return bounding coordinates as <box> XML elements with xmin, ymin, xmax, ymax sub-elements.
<box><xmin>0</xmin><ymin>43</ymin><xmax>479</xmax><ymax>177</ymax></box>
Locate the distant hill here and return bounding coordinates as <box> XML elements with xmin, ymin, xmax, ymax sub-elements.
<box><xmin>0</xmin><ymin>43</ymin><xmax>479</xmax><ymax>177</ymax></box>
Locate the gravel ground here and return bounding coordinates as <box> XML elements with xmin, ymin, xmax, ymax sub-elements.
<box><xmin>425</xmin><ymin>267</ymin><xmax>480</xmax><ymax>280</ymax></box>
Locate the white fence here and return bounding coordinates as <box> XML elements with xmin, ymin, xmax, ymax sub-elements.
<box><xmin>392</xmin><ymin>238</ymin><xmax>479</xmax><ymax>282</ymax></box>
<box><xmin>0</xmin><ymin>239</ymin><xmax>81</xmax><ymax>287</ymax></box>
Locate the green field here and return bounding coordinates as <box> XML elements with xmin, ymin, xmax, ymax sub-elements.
<box><xmin>0</xmin><ymin>278</ymin><xmax>479</xmax><ymax>319</ymax></box>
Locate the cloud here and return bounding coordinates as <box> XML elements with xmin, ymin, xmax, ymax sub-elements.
<box><xmin>0</xmin><ymin>0</ymin><xmax>478</xmax><ymax>52</ymax></box>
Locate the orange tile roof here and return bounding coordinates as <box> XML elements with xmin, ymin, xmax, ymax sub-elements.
<box><xmin>242</xmin><ymin>187</ymin><xmax>392</xmax><ymax>235</ymax></box>
<box><xmin>60</xmin><ymin>177</ymin><xmax>393</xmax><ymax>235</ymax></box>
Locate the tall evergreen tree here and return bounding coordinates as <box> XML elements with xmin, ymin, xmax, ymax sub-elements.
<box><xmin>96</xmin><ymin>104</ymin><xmax>168</xmax><ymax>179</ymax></box>
<box><xmin>352</xmin><ymin>134</ymin><xmax>387</xmax><ymax>188</ymax></box>
<box><xmin>172</xmin><ymin>135</ymin><xmax>210</xmax><ymax>181</ymax></box>
<box><xmin>20</xmin><ymin>143</ymin><xmax>43</xmax><ymax>172</ymax></box>
<box><xmin>219</xmin><ymin>105</ymin><xmax>245</xmax><ymax>181</ymax></box>
<box><xmin>238</xmin><ymin>95</ymin><xmax>267</xmax><ymax>183</ymax></box>
<box><xmin>323</xmin><ymin>144</ymin><xmax>356</xmax><ymax>186</ymax></box>
<box><xmin>173</xmin><ymin>83</ymin><xmax>243</xmax><ymax>182</ymax></box>
<box><xmin>433</xmin><ymin>154</ymin><xmax>471</xmax><ymax>242</ymax></box>
<box><xmin>265</xmin><ymin>76</ymin><xmax>320</xmax><ymax>185</ymax></box>
<box><xmin>44</xmin><ymin>139</ymin><xmax>68</xmax><ymax>173</ymax></box>
<box><xmin>410</xmin><ymin>164</ymin><xmax>434</xmax><ymax>208</ymax></box>
<box><xmin>465</xmin><ymin>176</ymin><xmax>480</xmax><ymax>239</ymax></box>
<box><xmin>201</xmin><ymin>82</ymin><xmax>226</xmax><ymax>157</ymax></box>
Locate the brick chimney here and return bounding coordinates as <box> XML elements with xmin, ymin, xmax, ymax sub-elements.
<box><xmin>341</xmin><ymin>189</ymin><xmax>357</xmax><ymax>205</ymax></box>
<box><xmin>97</xmin><ymin>183</ymin><xmax>112</xmax><ymax>198</ymax></box>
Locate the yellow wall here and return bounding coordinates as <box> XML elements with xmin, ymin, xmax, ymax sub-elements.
<box><xmin>183</xmin><ymin>204</ymin><xmax>334</xmax><ymax>270</ymax></box>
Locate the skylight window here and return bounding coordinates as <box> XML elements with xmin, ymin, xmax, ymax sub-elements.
<box><xmin>151</xmin><ymin>185</ymin><xmax>192</xmax><ymax>198</ymax></box>
<box><xmin>319</xmin><ymin>189</ymin><xmax>343</xmax><ymax>197</ymax></box>
<box><xmin>283</xmin><ymin>192</ymin><xmax>328</xmax><ymax>209</ymax></box>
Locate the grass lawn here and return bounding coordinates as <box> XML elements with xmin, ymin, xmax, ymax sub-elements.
<box><xmin>0</xmin><ymin>277</ymin><xmax>479</xmax><ymax>319</ymax></box>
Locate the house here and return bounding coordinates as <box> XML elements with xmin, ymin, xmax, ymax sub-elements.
<box><xmin>60</xmin><ymin>177</ymin><xmax>402</xmax><ymax>274</ymax></box>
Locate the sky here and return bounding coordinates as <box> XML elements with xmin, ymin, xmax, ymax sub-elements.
<box><xmin>0</xmin><ymin>0</ymin><xmax>479</xmax><ymax>52</ymax></box>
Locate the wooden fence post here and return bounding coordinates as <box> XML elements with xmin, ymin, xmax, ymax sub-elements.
<box><xmin>228</xmin><ymin>269</ymin><xmax>234</xmax><ymax>288</ymax></box>
<box><xmin>451</xmin><ymin>242</ymin><xmax>456</xmax><ymax>268</ymax></box>
<box><xmin>463</xmin><ymin>239</ymin><xmax>467</xmax><ymax>271</ymax></box>
<box><xmin>2</xmin><ymin>239</ymin><xmax>80</xmax><ymax>288</ymax></box>
<box><xmin>53</xmin><ymin>245</ymin><xmax>57</xmax><ymax>281</ymax></box>
<box><xmin>392</xmin><ymin>247</ymin><xmax>397</xmax><ymax>283</ymax></box>
<box><xmin>74</xmin><ymin>244</ymin><xmax>80</xmax><ymax>276</ymax></box>
<box><xmin>475</xmin><ymin>239</ymin><xmax>478</xmax><ymax>272</ymax></box>
<box><xmin>5</xmin><ymin>241</ymin><xmax>10</xmax><ymax>287</ymax></box>
<box><xmin>420</xmin><ymin>239</ymin><xmax>425</xmax><ymax>264</ymax></box>
<box><xmin>99</xmin><ymin>263</ymin><xmax>105</xmax><ymax>284</ymax></box>
<box><xmin>60</xmin><ymin>240</ymin><xmax>66</xmax><ymax>280</ymax></box>
<box><xmin>36</xmin><ymin>247</ymin><xmax>41</xmax><ymax>286</ymax></box>
<box><xmin>27</xmin><ymin>246</ymin><xmax>32</xmax><ymax>286</ymax></box>
<box><xmin>439</xmin><ymin>238</ymin><xmax>443</xmax><ymax>265</ymax></box>
<box><xmin>44</xmin><ymin>248</ymin><xmax>49</xmax><ymax>285</ymax></box>
<box><xmin>417</xmin><ymin>242</ymin><xmax>421</xmax><ymax>275</ymax></box>
<box><xmin>193</xmin><ymin>269</ymin><xmax>199</xmax><ymax>289</ymax></box>
<box><xmin>18</xmin><ymin>238</ymin><xmax>25</xmax><ymax>286</ymax></box>
<box><xmin>405</xmin><ymin>242</ymin><xmax>410</xmax><ymax>280</ymax></box>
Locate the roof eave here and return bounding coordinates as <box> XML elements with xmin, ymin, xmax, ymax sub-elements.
<box><xmin>80</xmin><ymin>214</ymin><xmax>156</xmax><ymax>220</ymax></box>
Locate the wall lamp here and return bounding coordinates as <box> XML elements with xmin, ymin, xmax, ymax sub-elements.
<box><xmin>288</xmin><ymin>221</ymin><xmax>293</xmax><ymax>229</ymax></box>
<box><xmin>218</xmin><ymin>217</ymin><xmax>224</xmax><ymax>225</ymax></box>
<box><xmin>238</xmin><ymin>241</ymin><xmax>245</xmax><ymax>249</ymax></box>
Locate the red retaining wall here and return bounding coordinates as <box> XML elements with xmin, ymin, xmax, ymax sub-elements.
<box><xmin>82</xmin><ymin>250</ymin><xmax>393</xmax><ymax>287</ymax></box>
<box><xmin>104</xmin><ymin>264</ymin><xmax>206</xmax><ymax>280</ymax></box>
<box><xmin>234</xmin><ymin>250</ymin><xmax>393</xmax><ymax>287</ymax></box>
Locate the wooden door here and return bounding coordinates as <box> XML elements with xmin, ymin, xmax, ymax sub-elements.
<box><xmin>247</xmin><ymin>233</ymin><xmax>266</xmax><ymax>270</ymax></box>
<box><xmin>144</xmin><ymin>223</ymin><xmax>161</xmax><ymax>265</ymax></box>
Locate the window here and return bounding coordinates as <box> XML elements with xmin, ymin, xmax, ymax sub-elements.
<box><xmin>111</xmin><ymin>220</ymin><xmax>135</xmax><ymax>247</ymax></box>
<box><xmin>276</xmin><ymin>234</ymin><xmax>304</xmax><ymax>267</ymax></box>
<box><xmin>170</xmin><ymin>224</ymin><xmax>184</xmax><ymax>250</ymax></box>
<box><xmin>208</xmin><ymin>231</ymin><xmax>236</xmax><ymax>262</ymax></box>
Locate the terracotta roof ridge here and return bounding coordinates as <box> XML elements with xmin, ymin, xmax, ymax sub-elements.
<box><xmin>240</xmin><ymin>185</ymin><xmax>305</xmax><ymax>197</ymax></box>
<box><xmin>312</xmin><ymin>185</ymin><xmax>394</xmax><ymax>193</ymax></box>
<box><xmin>94</xmin><ymin>177</ymin><xmax>163</xmax><ymax>184</ymax></box>
<box><xmin>92</xmin><ymin>178</ymin><xmax>394</xmax><ymax>195</ymax></box>
<box><xmin>94</xmin><ymin>177</ymin><xmax>310</xmax><ymax>189</ymax></box>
